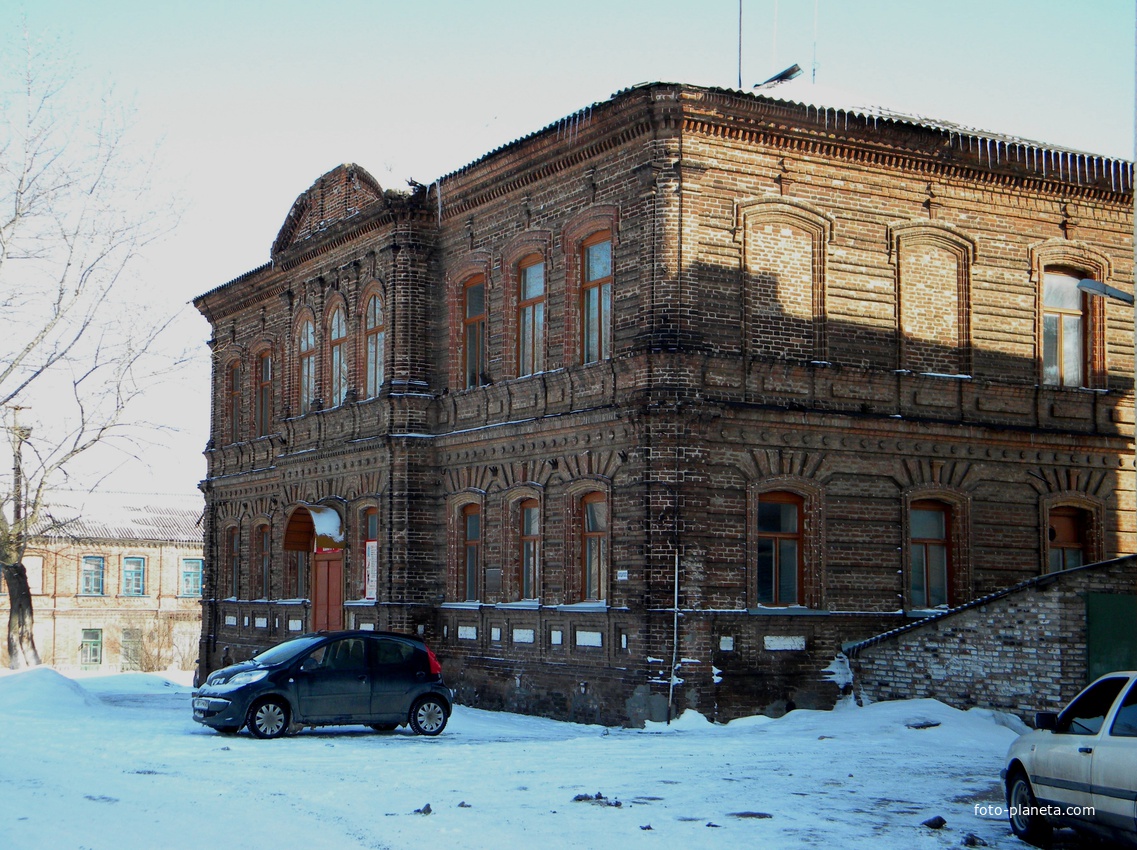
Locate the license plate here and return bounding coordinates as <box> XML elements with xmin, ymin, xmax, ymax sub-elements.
<box><xmin>193</xmin><ymin>698</ymin><xmax>210</xmax><ymax>710</ymax></box>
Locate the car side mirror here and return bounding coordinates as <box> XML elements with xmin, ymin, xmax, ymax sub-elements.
<box><xmin>1035</xmin><ymin>711</ymin><xmax>1058</xmax><ymax>731</ymax></box>
<box><xmin>300</xmin><ymin>657</ymin><xmax>320</xmax><ymax>673</ymax></box>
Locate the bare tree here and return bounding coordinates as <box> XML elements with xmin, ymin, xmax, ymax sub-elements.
<box><xmin>1</xmin><ymin>35</ymin><xmax>180</xmax><ymax>667</ymax></box>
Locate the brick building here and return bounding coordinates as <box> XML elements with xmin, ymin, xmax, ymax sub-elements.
<box><xmin>0</xmin><ymin>492</ymin><xmax>204</xmax><ymax>672</ymax></box>
<box><xmin>193</xmin><ymin>81</ymin><xmax>1134</xmax><ymax>724</ymax></box>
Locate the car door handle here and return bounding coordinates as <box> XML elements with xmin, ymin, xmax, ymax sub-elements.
<box><xmin>1078</xmin><ymin>747</ymin><xmax>1093</xmax><ymax>754</ymax></box>
<box><xmin>357</xmin><ymin>674</ymin><xmax>368</xmax><ymax>682</ymax></box>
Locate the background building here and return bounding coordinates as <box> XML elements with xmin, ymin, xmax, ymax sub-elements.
<box><xmin>194</xmin><ymin>81</ymin><xmax>1134</xmax><ymax>724</ymax></box>
<box><xmin>0</xmin><ymin>492</ymin><xmax>204</xmax><ymax>672</ymax></box>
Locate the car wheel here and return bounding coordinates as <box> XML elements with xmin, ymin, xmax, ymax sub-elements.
<box><xmin>247</xmin><ymin>698</ymin><xmax>290</xmax><ymax>739</ymax></box>
<box><xmin>408</xmin><ymin>696</ymin><xmax>448</xmax><ymax>736</ymax></box>
<box><xmin>370</xmin><ymin>723</ymin><xmax>398</xmax><ymax>732</ymax></box>
<box><xmin>1007</xmin><ymin>769</ymin><xmax>1053</xmax><ymax>847</ymax></box>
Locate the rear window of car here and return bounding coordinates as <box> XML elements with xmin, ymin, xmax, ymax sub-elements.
<box><xmin>374</xmin><ymin>638</ymin><xmax>415</xmax><ymax>665</ymax></box>
<box><xmin>1109</xmin><ymin>680</ymin><xmax>1137</xmax><ymax>737</ymax></box>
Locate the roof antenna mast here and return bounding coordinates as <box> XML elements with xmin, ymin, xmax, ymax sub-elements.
<box><xmin>811</xmin><ymin>0</ymin><xmax>819</xmax><ymax>83</ymax></box>
<box><xmin>737</xmin><ymin>0</ymin><xmax>743</xmax><ymax>89</ymax></box>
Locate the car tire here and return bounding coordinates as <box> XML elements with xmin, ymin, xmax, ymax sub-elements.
<box><xmin>247</xmin><ymin>697</ymin><xmax>290</xmax><ymax>739</ymax></box>
<box><xmin>370</xmin><ymin>723</ymin><xmax>398</xmax><ymax>732</ymax></box>
<box><xmin>1007</xmin><ymin>768</ymin><xmax>1053</xmax><ymax>848</ymax></box>
<box><xmin>408</xmin><ymin>695</ymin><xmax>448</xmax><ymax>736</ymax></box>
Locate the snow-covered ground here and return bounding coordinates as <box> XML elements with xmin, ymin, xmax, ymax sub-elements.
<box><xmin>0</xmin><ymin>667</ymin><xmax>1052</xmax><ymax>849</ymax></box>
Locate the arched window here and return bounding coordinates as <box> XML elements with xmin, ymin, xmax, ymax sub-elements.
<box><xmin>364</xmin><ymin>295</ymin><xmax>385</xmax><ymax>398</ymax></box>
<box><xmin>361</xmin><ymin>507</ymin><xmax>379</xmax><ymax>599</ymax></box>
<box><xmin>297</xmin><ymin>318</ymin><xmax>316</xmax><ymax>414</ymax></box>
<box><xmin>462</xmin><ymin>504</ymin><xmax>481</xmax><ymax>601</ymax></box>
<box><xmin>756</xmin><ymin>491</ymin><xmax>804</xmax><ymax>605</ymax></box>
<box><xmin>227</xmin><ymin>360</ymin><xmax>242</xmax><ymax>444</ymax></box>
<box><xmin>463</xmin><ymin>276</ymin><xmax>487</xmax><ymax>388</ymax></box>
<box><xmin>255</xmin><ymin>351</ymin><xmax>273</xmax><ymax>436</ymax></box>
<box><xmin>224</xmin><ymin>526</ymin><xmax>240</xmax><ymax>599</ymax></box>
<box><xmin>581</xmin><ymin>232</ymin><xmax>612</xmax><ymax>364</ymax></box>
<box><xmin>253</xmin><ymin>523</ymin><xmax>270</xmax><ymax>599</ymax></box>
<box><xmin>581</xmin><ymin>492</ymin><xmax>608</xmax><ymax>601</ymax></box>
<box><xmin>1042</xmin><ymin>270</ymin><xmax>1088</xmax><ymax>387</ymax></box>
<box><xmin>519</xmin><ymin>498</ymin><xmax>540</xmax><ymax>599</ymax></box>
<box><xmin>910</xmin><ymin>500</ymin><xmax>952</xmax><ymax>608</ymax></box>
<box><xmin>1048</xmin><ymin>506</ymin><xmax>1089</xmax><ymax>572</ymax></box>
<box><xmin>518</xmin><ymin>256</ymin><xmax>546</xmax><ymax>376</ymax></box>
<box><xmin>328</xmin><ymin>307</ymin><xmax>348</xmax><ymax>407</ymax></box>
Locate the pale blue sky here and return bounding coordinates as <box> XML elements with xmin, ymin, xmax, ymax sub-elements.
<box><xmin>2</xmin><ymin>0</ymin><xmax>1133</xmax><ymax>492</ymax></box>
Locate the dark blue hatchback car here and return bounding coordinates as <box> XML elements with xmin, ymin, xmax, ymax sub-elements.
<box><xmin>192</xmin><ymin>630</ymin><xmax>452</xmax><ymax>738</ymax></box>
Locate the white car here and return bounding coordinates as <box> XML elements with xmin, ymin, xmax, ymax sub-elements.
<box><xmin>1004</xmin><ymin>671</ymin><xmax>1137</xmax><ymax>847</ymax></box>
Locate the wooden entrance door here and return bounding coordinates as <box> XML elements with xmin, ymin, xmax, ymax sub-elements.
<box><xmin>311</xmin><ymin>552</ymin><xmax>344</xmax><ymax>631</ymax></box>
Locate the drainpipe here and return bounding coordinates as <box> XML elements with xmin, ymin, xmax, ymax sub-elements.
<box><xmin>667</xmin><ymin>545</ymin><xmax>679</xmax><ymax>722</ymax></box>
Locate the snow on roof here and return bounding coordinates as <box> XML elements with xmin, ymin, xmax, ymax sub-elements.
<box><xmin>752</xmin><ymin>75</ymin><xmax>1108</xmax><ymax>157</ymax></box>
<box><xmin>31</xmin><ymin>490</ymin><xmax>204</xmax><ymax>545</ymax></box>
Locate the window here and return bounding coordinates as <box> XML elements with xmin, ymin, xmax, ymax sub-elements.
<box><xmin>756</xmin><ymin>492</ymin><xmax>804</xmax><ymax>605</ymax></box>
<box><xmin>362</xmin><ymin>507</ymin><xmax>379</xmax><ymax>599</ymax></box>
<box><xmin>80</xmin><ymin>556</ymin><xmax>105</xmax><ymax>596</ymax></box>
<box><xmin>1042</xmin><ymin>271</ymin><xmax>1087</xmax><ymax>387</ymax></box>
<box><xmin>518</xmin><ymin>257</ymin><xmax>546</xmax><ymax>376</ymax></box>
<box><xmin>462</xmin><ymin>504</ymin><xmax>481</xmax><ymax>601</ymax></box>
<box><xmin>328</xmin><ymin>306</ymin><xmax>348</xmax><ymax>407</ymax></box>
<box><xmin>255</xmin><ymin>352</ymin><xmax>273</xmax><ymax>436</ymax></box>
<box><xmin>1057</xmin><ymin>677</ymin><xmax>1128</xmax><ymax>735</ymax></box>
<box><xmin>1110</xmin><ymin>681</ymin><xmax>1137</xmax><ymax>737</ymax></box>
<box><xmin>910</xmin><ymin>501</ymin><xmax>951</xmax><ymax>608</ymax></box>
<box><xmin>581</xmin><ymin>233</ymin><xmax>612</xmax><ymax>363</ymax></box>
<box><xmin>225</xmin><ymin>527</ymin><xmax>240</xmax><ymax>598</ymax></box>
<box><xmin>519</xmin><ymin>499</ymin><xmax>540</xmax><ymax>599</ymax></box>
<box><xmin>79</xmin><ymin>629</ymin><xmax>103</xmax><ymax>669</ymax></box>
<box><xmin>581</xmin><ymin>492</ymin><xmax>608</xmax><ymax>601</ymax></box>
<box><xmin>227</xmin><ymin>360</ymin><xmax>242</xmax><ymax>443</ymax></box>
<box><xmin>286</xmin><ymin>550</ymin><xmax>308</xmax><ymax>599</ymax></box>
<box><xmin>121</xmin><ymin>628</ymin><xmax>142</xmax><ymax>671</ymax></box>
<box><xmin>253</xmin><ymin>524</ymin><xmax>270</xmax><ymax>599</ymax></box>
<box><xmin>1048</xmin><ymin>506</ymin><xmax>1088</xmax><ymax>572</ymax></box>
<box><xmin>122</xmin><ymin>557</ymin><xmax>146</xmax><ymax>596</ymax></box>
<box><xmin>364</xmin><ymin>295</ymin><xmax>385</xmax><ymax>397</ymax></box>
<box><xmin>463</xmin><ymin>276</ymin><xmax>487</xmax><ymax>388</ymax></box>
<box><xmin>298</xmin><ymin>318</ymin><xmax>316</xmax><ymax>413</ymax></box>
<box><xmin>181</xmin><ymin>558</ymin><xmax>203</xmax><ymax>597</ymax></box>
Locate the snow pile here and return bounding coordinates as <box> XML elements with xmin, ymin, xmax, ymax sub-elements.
<box><xmin>0</xmin><ymin>666</ymin><xmax>103</xmax><ymax>715</ymax></box>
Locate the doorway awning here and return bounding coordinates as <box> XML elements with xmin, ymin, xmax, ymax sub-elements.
<box><xmin>283</xmin><ymin>503</ymin><xmax>345</xmax><ymax>552</ymax></box>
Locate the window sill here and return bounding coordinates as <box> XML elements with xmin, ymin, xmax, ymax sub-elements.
<box><xmin>746</xmin><ymin>605</ymin><xmax>826</xmax><ymax>616</ymax></box>
<box><xmin>555</xmin><ymin>601</ymin><xmax>608</xmax><ymax>613</ymax></box>
<box><xmin>905</xmin><ymin>607</ymin><xmax>949</xmax><ymax>619</ymax></box>
<box><xmin>495</xmin><ymin>600</ymin><xmax>540</xmax><ymax>610</ymax></box>
<box><xmin>441</xmin><ymin>601</ymin><xmax>484</xmax><ymax>610</ymax></box>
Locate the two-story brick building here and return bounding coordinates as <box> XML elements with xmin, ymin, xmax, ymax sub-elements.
<box><xmin>194</xmin><ymin>81</ymin><xmax>1133</xmax><ymax>724</ymax></box>
<box><xmin>1</xmin><ymin>491</ymin><xmax>204</xmax><ymax>672</ymax></box>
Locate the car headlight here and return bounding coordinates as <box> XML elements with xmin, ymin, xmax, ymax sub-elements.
<box><xmin>227</xmin><ymin>670</ymin><xmax>269</xmax><ymax>687</ymax></box>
